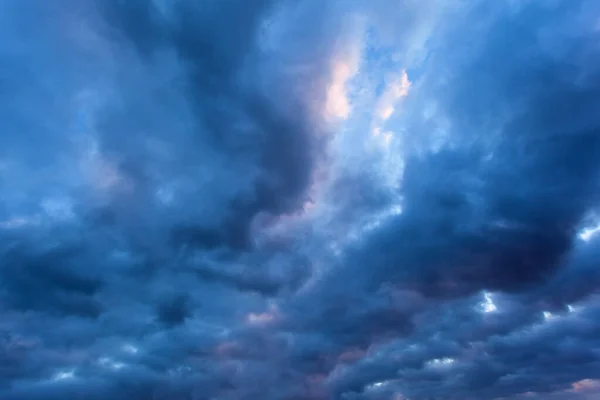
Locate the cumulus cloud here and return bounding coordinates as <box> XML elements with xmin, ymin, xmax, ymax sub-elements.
<box><xmin>1</xmin><ymin>0</ymin><xmax>600</xmax><ymax>399</ymax></box>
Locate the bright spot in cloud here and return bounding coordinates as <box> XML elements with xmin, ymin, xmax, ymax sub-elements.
<box><xmin>52</xmin><ymin>370</ymin><xmax>75</xmax><ymax>382</ymax></box>
<box><xmin>0</xmin><ymin>216</ymin><xmax>40</xmax><ymax>229</ymax></box>
<box><xmin>98</xmin><ymin>357</ymin><xmax>126</xmax><ymax>370</ymax></box>
<box><xmin>379</xmin><ymin>105</ymin><xmax>395</xmax><ymax>120</ymax></box>
<box><xmin>246</xmin><ymin>304</ymin><xmax>278</xmax><ymax>325</ymax></box>
<box><xmin>326</xmin><ymin>62</ymin><xmax>354</xmax><ymax>119</ymax></box>
<box><xmin>391</xmin><ymin>70</ymin><xmax>412</xmax><ymax>98</ymax></box>
<box><xmin>427</xmin><ymin>358</ymin><xmax>455</xmax><ymax>367</ymax></box>
<box><xmin>366</xmin><ymin>380</ymin><xmax>395</xmax><ymax>391</ymax></box>
<box><xmin>355</xmin><ymin>203</ymin><xmax>403</xmax><ymax>239</ymax></box>
<box><xmin>369</xmin><ymin>69</ymin><xmax>411</xmax><ymax>157</ymax></box>
<box><xmin>122</xmin><ymin>344</ymin><xmax>139</xmax><ymax>354</ymax></box>
<box><xmin>481</xmin><ymin>291</ymin><xmax>497</xmax><ymax>313</ymax></box>
<box><xmin>567</xmin><ymin>304</ymin><xmax>578</xmax><ymax>313</ymax></box>
<box><xmin>376</xmin><ymin>70</ymin><xmax>411</xmax><ymax>121</ymax></box>
<box><xmin>572</xmin><ymin>379</ymin><xmax>600</xmax><ymax>392</ymax></box>
<box><xmin>325</xmin><ymin>57</ymin><xmax>360</xmax><ymax>120</ymax></box>
<box><xmin>578</xmin><ymin>224</ymin><xmax>600</xmax><ymax>241</ymax></box>
<box><xmin>324</xmin><ymin>22</ymin><xmax>363</xmax><ymax>121</ymax></box>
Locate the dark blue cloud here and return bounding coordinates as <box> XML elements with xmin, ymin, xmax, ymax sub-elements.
<box><xmin>2</xmin><ymin>0</ymin><xmax>600</xmax><ymax>399</ymax></box>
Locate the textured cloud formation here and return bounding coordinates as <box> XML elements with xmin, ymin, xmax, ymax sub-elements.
<box><xmin>2</xmin><ymin>0</ymin><xmax>600</xmax><ymax>399</ymax></box>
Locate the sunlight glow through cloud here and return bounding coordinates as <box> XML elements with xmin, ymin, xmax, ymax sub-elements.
<box><xmin>122</xmin><ymin>344</ymin><xmax>139</xmax><ymax>354</ymax></box>
<box><xmin>324</xmin><ymin>25</ymin><xmax>364</xmax><ymax>121</ymax></box>
<box><xmin>481</xmin><ymin>291</ymin><xmax>497</xmax><ymax>313</ymax></box>
<box><xmin>51</xmin><ymin>370</ymin><xmax>75</xmax><ymax>382</ymax></box>
<box><xmin>98</xmin><ymin>357</ymin><xmax>126</xmax><ymax>371</ymax></box>
<box><xmin>578</xmin><ymin>224</ymin><xmax>600</xmax><ymax>241</ymax></box>
<box><xmin>427</xmin><ymin>358</ymin><xmax>456</xmax><ymax>368</ymax></box>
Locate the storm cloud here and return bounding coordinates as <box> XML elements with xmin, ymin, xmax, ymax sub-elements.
<box><xmin>1</xmin><ymin>0</ymin><xmax>600</xmax><ymax>399</ymax></box>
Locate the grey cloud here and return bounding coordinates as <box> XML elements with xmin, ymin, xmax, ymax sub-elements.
<box><xmin>2</xmin><ymin>0</ymin><xmax>600</xmax><ymax>399</ymax></box>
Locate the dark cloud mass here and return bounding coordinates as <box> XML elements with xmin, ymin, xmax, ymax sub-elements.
<box><xmin>1</xmin><ymin>0</ymin><xmax>600</xmax><ymax>399</ymax></box>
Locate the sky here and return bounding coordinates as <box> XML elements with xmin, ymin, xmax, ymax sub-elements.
<box><xmin>1</xmin><ymin>0</ymin><xmax>600</xmax><ymax>399</ymax></box>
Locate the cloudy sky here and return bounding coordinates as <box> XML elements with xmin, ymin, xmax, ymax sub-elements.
<box><xmin>1</xmin><ymin>0</ymin><xmax>600</xmax><ymax>399</ymax></box>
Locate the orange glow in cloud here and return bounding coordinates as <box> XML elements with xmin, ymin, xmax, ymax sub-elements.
<box><xmin>323</xmin><ymin>22</ymin><xmax>363</xmax><ymax>122</ymax></box>
<box><xmin>337</xmin><ymin>348</ymin><xmax>366</xmax><ymax>363</ymax></box>
<box><xmin>572</xmin><ymin>379</ymin><xmax>600</xmax><ymax>392</ymax></box>
<box><xmin>246</xmin><ymin>304</ymin><xmax>279</xmax><ymax>326</ymax></box>
<box><xmin>375</xmin><ymin>69</ymin><xmax>411</xmax><ymax>123</ymax></box>
<box><xmin>325</xmin><ymin>61</ymin><xmax>355</xmax><ymax>119</ymax></box>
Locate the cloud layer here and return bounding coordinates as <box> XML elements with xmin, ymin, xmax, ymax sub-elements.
<box><xmin>1</xmin><ymin>0</ymin><xmax>600</xmax><ymax>399</ymax></box>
